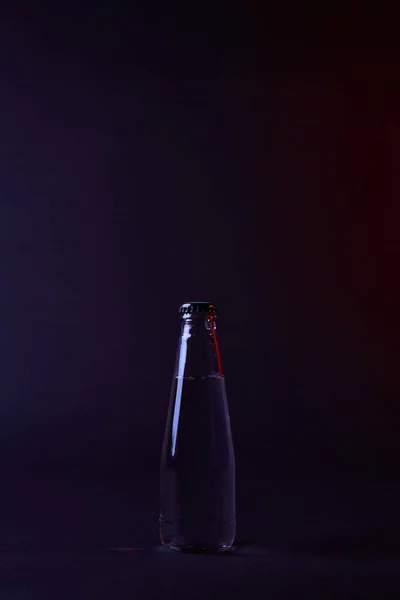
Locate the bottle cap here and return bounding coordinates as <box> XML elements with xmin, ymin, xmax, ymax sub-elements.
<box><xmin>179</xmin><ymin>302</ymin><xmax>218</xmax><ymax>317</ymax></box>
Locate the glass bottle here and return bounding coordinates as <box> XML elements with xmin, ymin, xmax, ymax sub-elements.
<box><xmin>159</xmin><ymin>301</ymin><xmax>236</xmax><ymax>553</ymax></box>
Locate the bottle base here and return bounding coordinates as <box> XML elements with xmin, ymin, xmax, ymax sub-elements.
<box><xmin>159</xmin><ymin>515</ymin><xmax>236</xmax><ymax>555</ymax></box>
<box><xmin>162</xmin><ymin>541</ymin><xmax>234</xmax><ymax>554</ymax></box>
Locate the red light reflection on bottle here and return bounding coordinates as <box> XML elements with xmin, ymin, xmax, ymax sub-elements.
<box><xmin>208</xmin><ymin>315</ymin><xmax>223</xmax><ymax>378</ymax></box>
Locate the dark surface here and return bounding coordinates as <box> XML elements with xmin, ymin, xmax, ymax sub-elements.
<box><xmin>0</xmin><ymin>473</ymin><xmax>398</xmax><ymax>598</ymax></box>
<box><xmin>0</xmin><ymin>3</ymin><xmax>399</xmax><ymax>597</ymax></box>
<box><xmin>0</xmin><ymin>476</ymin><xmax>399</xmax><ymax>597</ymax></box>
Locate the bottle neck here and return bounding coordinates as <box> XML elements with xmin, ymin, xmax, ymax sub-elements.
<box><xmin>174</xmin><ymin>314</ymin><xmax>223</xmax><ymax>379</ymax></box>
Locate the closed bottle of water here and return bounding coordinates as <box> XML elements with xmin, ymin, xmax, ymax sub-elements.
<box><xmin>160</xmin><ymin>302</ymin><xmax>236</xmax><ymax>553</ymax></box>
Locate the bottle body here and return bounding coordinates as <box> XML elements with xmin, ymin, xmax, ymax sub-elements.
<box><xmin>160</xmin><ymin>304</ymin><xmax>235</xmax><ymax>553</ymax></box>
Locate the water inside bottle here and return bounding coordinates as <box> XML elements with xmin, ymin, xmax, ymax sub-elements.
<box><xmin>160</xmin><ymin>375</ymin><xmax>236</xmax><ymax>552</ymax></box>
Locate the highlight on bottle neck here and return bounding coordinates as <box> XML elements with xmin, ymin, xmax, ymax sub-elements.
<box><xmin>175</xmin><ymin>301</ymin><xmax>223</xmax><ymax>378</ymax></box>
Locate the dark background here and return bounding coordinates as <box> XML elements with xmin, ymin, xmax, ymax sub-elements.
<box><xmin>0</xmin><ymin>3</ymin><xmax>399</xmax><ymax>597</ymax></box>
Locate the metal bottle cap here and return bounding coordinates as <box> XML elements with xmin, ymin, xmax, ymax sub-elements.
<box><xmin>179</xmin><ymin>302</ymin><xmax>218</xmax><ymax>317</ymax></box>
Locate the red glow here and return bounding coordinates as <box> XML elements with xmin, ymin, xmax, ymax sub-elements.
<box><xmin>209</xmin><ymin>316</ymin><xmax>223</xmax><ymax>377</ymax></box>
